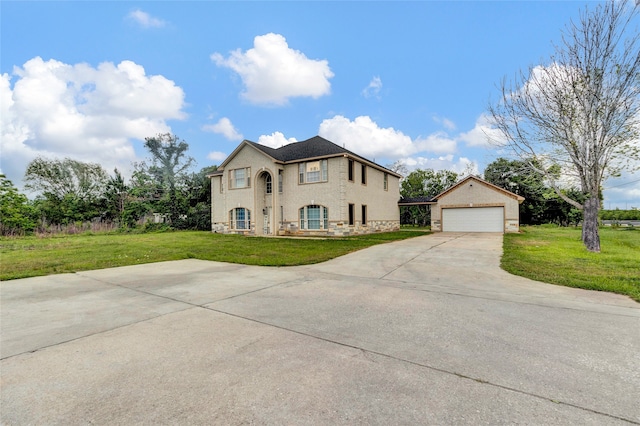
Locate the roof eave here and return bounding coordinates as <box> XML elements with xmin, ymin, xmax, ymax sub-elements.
<box><xmin>433</xmin><ymin>175</ymin><xmax>525</xmax><ymax>201</ymax></box>
<box><xmin>218</xmin><ymin>140</ymin><xmax>280</xmax><ymax>169</ymax></box>
<box><xmin>341</xmin><ymin>153</ymin><xmax>403</xmax><ymax>178</ymax></box>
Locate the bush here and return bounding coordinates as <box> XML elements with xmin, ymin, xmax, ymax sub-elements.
<box><xmin>142</xmin><ymin>222</ymin><xmax>173</xmax><ymax>233</ymax></box>
<box><xmin>0</xmin><ymin>175</ymin><xmax>38</xmax><ymax>236</ymax></box>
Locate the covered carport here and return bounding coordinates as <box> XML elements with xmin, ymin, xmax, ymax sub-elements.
<box><xmin>397</xmin><ymin>196</ymin><xmax>436</xmax><ymax>227</ymax></box>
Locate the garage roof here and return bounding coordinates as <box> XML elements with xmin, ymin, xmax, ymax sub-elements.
<box><xmin>434</xmin><ymin>175</ymin><xmax>525</xmax><ymax>203</ymax></box>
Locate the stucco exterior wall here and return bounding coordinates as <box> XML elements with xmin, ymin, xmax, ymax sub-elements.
<box><xmin>431</xmin><ymin>179</ymin><xmax>521</xmax><ymax>233</ymax></box>
<box><xmin>211</xmin><ymin>146</ymin><xmax>400</xmax><ymax>236</ymax></box>
<box><xmin>279</xmin><ymin>156</ymin><xmax>400</xmax><ymax>235</ymax></box>
<box><xmin>280</xmin><ymin>156</ymin><xmax>342</xmax><ymax>222</ymax></box>
<box><xmin>211</xmin><ymin>145</ymin><xmax>260</xmax><ymax>234</ymax></box>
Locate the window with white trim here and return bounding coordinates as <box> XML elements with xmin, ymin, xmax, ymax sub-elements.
<box><xmin>229</xmin><ymin>167</ymin><xmax>251</xmax><ymax>189</ymax></box>
<box><xmin>265</xmin><ymin>174</ymin><xmax>272</xmax><ymax>194</ymax></box>
<box><xmin>229</xmin><ymin>208</ymin><xmax>251</xmax><ymax>230</ymax></box>
<box><xmin>299</xmin><ymin>205</ymin><xmax>328</xmax><ymax>230</ymax></box>
<box><xmin>298</xmin><ymin>160</ymin><xmax>328</xmax><ymax>184</ymax></box>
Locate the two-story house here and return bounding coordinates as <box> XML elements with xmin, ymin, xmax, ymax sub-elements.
<box><xmin>210</xmin><ymin>136</ymin><xmax>401</xmax><ymax>236</ymax></box>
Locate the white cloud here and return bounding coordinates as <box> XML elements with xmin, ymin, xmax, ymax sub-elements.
<box><xmin>458</xmin><ymin>114</ymin><xmax>504</xmax><ymax>148</ymax></box>
<box><xmin>362</xmin><ymin>76</ymin><xmax>382</xmax><ymax>99</ymax></box>
<box><xmin>211</xmin><ymin>33</ymin><xmax>334</xmax><ymax>106</ymax></box>
<box><xmin>257</xmin><ymin>132</ymin><xmax>297</xmax><ymax>148</ymax></box>
<box><xmin>432</xmin><ymin>116</ymin><xmax>456</xmax><ymax>131</ymax></box>
<box><xmin>127</xmin><ymin>9</ymin><xmax>166</xmax><ymax>28</ymax></box>
<box><xmin>414</xmin><ymin>132</ymin><xmax>457</xmax><ymax>155</ymax></box>
<box><xmin>1</xmin><ymin>56</ymin><xmax>186</xmax><ymax>187</ymax></box>
<box><xmin>402</xmin><ymin>155</ymin><xmax>478</xmax><ymax>176</ymax></box>
<box><xmin>315</xmin><ymin>114</ymin><xmax>490</xmax><ymax>179</ymax></box>
<box><xmin>603</xmin><ymin>171</ymin><xmax>640</xmax><ymax>209</ymax></box>
<box><xmin>318</xmin><ymin>115</ymin><xmax>415</xmax><ymax>159</ymax></box>
<box><xmin>202</xmin><ymin>117</ymin><xmax>243</xmax><ymax>141</ymax></box>
<box><xmin>207</xmin><ymin>151</ymin><xmax>228</xmax><ymax>163</ymax></box>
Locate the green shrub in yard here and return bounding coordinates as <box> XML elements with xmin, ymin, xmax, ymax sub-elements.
<box><xmin>502</xmin><ymin>226</ymin><xmax>640</xmax><ymax>302</ymax></box>
<box><xmin>0</xmin><ymin>175</ymin><xmax>38</xmax><ymax>236</ymax></box>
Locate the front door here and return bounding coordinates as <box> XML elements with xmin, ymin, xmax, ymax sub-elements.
<box><xmin>263</xmin><ymin>207</ymin><xmax>271</xmax><ymax>235</ymax></box>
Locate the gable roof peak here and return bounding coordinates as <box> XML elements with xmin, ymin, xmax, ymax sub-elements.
<box><xmin>434</xmin><ymin>174</ymin><xmax>525</xmax><ymax>202</ymax></box>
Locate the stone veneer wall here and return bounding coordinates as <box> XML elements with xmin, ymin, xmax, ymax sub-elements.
<box><xmin>278</xmin><ymin>220</ymin><xmax>400</xmax><ymax>237</ymax></box>
<box><xmin>212</xmin><ymin>220</ymin><xmax>400</xmax><ymax>236</ymax></box>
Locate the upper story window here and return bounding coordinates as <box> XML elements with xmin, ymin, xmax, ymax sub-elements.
<box><xmin>278</xmin><ymin>170</ymin><xmax>283</xmax><ymax>193</ymax></box>
<box><xmin>299</xmin><ymin>160</ymin><xmax>328</xmax><ymax>184</ymax></box>
<box><xmin>265</xmin><ymin>174</ymin><xmax>272</xmax><ymax>194</ymax></box>
<box><xmin>348</xmin><ymin>159</ymin><xmax>354</xmax><ymax>181</ymax></box>
<box><xmin>229</xmin><ymin>167</ymin><xmax>251</xmax><ymax>189</ymax></box>
<box><xmin>361</xmin><ymin>164</ymin><xmax>367</xmax><ymax>185</ymax></box>
<box><xmin>383</xmin><ymin>173</ymin><xmax>388</xmax><ymax>191</ymax></box>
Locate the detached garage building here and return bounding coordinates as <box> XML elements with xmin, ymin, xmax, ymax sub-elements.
<box><xmin>431</xmin><ymin>175</ymin><xmax>524</xmax><ymax>233</ymax></box>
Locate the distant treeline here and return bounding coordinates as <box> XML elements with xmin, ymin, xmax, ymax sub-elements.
<box><xmin>599</xmin><ymin>209</ymin><xmax>640</xmax><ymax>221</ymax></box>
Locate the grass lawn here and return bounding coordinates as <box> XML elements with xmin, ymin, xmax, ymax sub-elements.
<box><xmin>0</xmin><ymin>229</ymin><xmax>429</xmax><ymax>280</ymax></box>
<box><xmin>502</xmin><ymin>226</ymin><xmax>640</xmax><ymax>302</ymax></box>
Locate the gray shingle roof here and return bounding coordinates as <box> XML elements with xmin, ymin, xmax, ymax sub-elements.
<box><xmin>247</xmin><ymin>136</ymin><xmax>394</xmax><ymax>173</ymax></box>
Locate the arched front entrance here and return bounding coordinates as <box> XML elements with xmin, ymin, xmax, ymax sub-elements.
<box><xmin>256</xmin><ymin>171</ymin><xmax>274</xmax><ymax>235</ymax></box>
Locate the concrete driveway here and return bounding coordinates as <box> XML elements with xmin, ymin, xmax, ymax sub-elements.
<box><xmin>1</xmin><ymin>233</ymin><xmax>639</xmax><ymax>425</ymax></box>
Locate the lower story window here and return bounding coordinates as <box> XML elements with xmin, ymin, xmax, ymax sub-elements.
<box><xmin>230</xmin><ymin>208</ymin><xmax>251</xmax><ymax>230</ymax></box>
<box><xmin>348</xmin><ymin>203</ymin><xmax>355</xmax><ymax>226</ymax></box>
<box><xmin>299</xmin><ymin>205</ymin><xmax>328</xmax><ymax>230</ymax></box>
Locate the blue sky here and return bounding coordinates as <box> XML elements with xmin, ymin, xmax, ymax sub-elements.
<box><xmin>1</xmin><ymin>1</ymin><xmax>638</xmax><ymax>208</ymax></box>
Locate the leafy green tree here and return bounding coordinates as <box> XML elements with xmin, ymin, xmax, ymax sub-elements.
<box><xmin>24</xmin><ymin>157</ymin><xmax>108</xmax><ymax>201</ymax></box>
<box><xmin>0</xmin><ymin>174</ymin><xmax>37</xmax><ymax>235</ymax></box>
<box><xmin>484</xmin><ymin>158</ymin><xmax>548</xmax><ymax>225</ymax></box>
<box><xmin>400</xmin><ymin>169</ymin><xmax>458</xmax><ymax>226</ymax></box>
<box><xmin>141</xmin><ymin>133</ymin><xmax>195</xmax><ymax>224</ymax></box>
<box><xmin>600</xmin><ymin>209</ymin><xmax>640</xmax><ymax>221</ymax></box>
<box><xmin>117</xmin><ymin>163</ymin><xmax>158</xmax><ymax>227</ymax></box>
<box><xmin>401</xmin><ymin>169</ymin><xmax>458</xmax><ymax>198</ymax></box>
<box><xmin>24</xmin><ymin>157</ymin><xmax>108</xmax><ymax>224</ymax></box>
<box><xmin>542</xmin><ymin>189</ymin><xmax>587</xmax><ymax>227</ymax></box>
<box><xmin>101</xmin><ymin>169</ymin><xmax>131</xmax><ymax>225</ymax></box>
<box><xmin>179</xmin><ymin>165</ymin><xmax>218</xmax><ymax>230</ymax></box>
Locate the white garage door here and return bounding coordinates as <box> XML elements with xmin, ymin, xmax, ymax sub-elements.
<box><xmin>442</xmin><ymin>207</ymin><xmax>504</xmax><ymax>232</ymax></box>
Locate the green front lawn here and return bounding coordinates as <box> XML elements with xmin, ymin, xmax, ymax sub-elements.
<box><xmin>502</xmin><ymin>226</ymin><xmax>640</xmax><ymax>302</ymax></box>
<box><xmin>0</xmin><ymin>230</ymin><xmax>429</xmax><ymax>280</ymax></box>
<box><xmin>3</xmin><ymin>226</ymin><xmax>638</xmax><ymax>303</ymax></box>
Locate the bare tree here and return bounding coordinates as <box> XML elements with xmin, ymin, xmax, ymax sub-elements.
<box><xmin>488</xmin><ymin>0</ymin><xmax>640</xmax><ymax>252</ymax></box>
<box><xmin>385</xmin><ymin>160</ymin><xmax>409</xmax><ymax>178</ymax></box>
